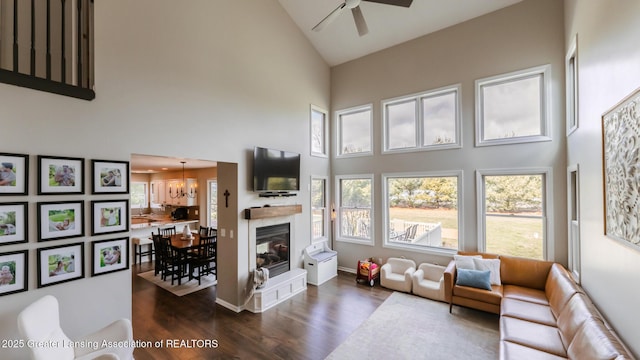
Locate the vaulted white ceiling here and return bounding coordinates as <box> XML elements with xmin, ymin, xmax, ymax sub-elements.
<box><xmin>278</xmin><ymin>0</ymin><xmax>522</xmax><ymax>66</ymax></box>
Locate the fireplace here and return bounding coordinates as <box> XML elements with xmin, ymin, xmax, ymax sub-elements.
<box><xmin>256</xmin><ymin>223</ymin><xmax>290</xmax><ymax>278</ymax></box>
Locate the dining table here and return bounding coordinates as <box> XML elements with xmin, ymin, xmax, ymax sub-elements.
<box><xmin>168</xmin><ymin>233</ymin><xmax>201</xmax><ymax>285</ymax></box>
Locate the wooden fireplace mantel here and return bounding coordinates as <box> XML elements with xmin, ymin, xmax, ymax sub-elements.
<box><xmin>244</xmin><ymin>204</ymin><xmax>302</xmax><ymax>220</ymax></box>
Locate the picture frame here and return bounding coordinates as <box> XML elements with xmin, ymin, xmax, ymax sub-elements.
<box><xmin>91</xmin><ymin>237</ymin><xmax>129</xmax><ymax>276</ymax></box>
<box><xmin>0</xmin><ymin>202</ymin><xmax>28</xmax><ymax>246</ymax></box>
<box><xmin>91</xmin><ymin>200</ymin><xmax>129</xmax><ymax>235</ymax></box>
<box><xmin>0</xmin><ymin>152</ymin><xmax>29</xmax><ymax>195</ymax></box>
<box><xmin>37</xmin><ymin>242</ymin><xmax>84</xmax><ymax>288</ymax></box>
<box><xmin>0</xmin><ymin>250</ymin><xmax>28</xmax><ymax>296</ymax></box>
<box><xmin>38</xmin><ymin>155</ymin><xmax>84</xmax><ymax>195</ymax></box>
<box><xmin>602</xmin><ymin>86</ymin><xmax>640</xmax><ymax>251</ymax></box>
<box><xmin>91</xmin><ymin>160</ymin><xmax>129</xmax><ymax>194</ymax></box>
<box><xmin>37</xmin><ymin>201</ymin><xmax>84</xmax><ymax>241</ymax></box>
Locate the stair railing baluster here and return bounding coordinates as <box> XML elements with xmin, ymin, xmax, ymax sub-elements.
<box><xmin>30</xmin><ymin>0</ymin><xmax>35</xmax><ymax>75</ymax></box>
<box><xmin>13</xmin><ymin>0</ymin><xmax>18</xmax><ymax>72</ymax></box>
<box><xmin>60</xmin><ymin>0</ymin><xmax>65</xmax><ymax>84</ymax></box>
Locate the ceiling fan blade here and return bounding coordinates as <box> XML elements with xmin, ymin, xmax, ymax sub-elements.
<box><xmin>363</xmin><ymin>0</ymin><xmax>413</xmax><ymax>7</ymax></box>
<box><xmin>351</xmin><ymin>6</ymin><xmax>369</xmax><ymax>36</ymax></box>
<box><xmin>312</xmin><ymin>2</ymin><xmax>347</xmax><ymax>32</ymax></box>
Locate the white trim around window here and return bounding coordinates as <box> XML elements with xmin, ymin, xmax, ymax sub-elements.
<box><xmin>310</xmin><ymin>105</ymin><xmax>329</xmax><ymax>158</ymax></box>
<box><xmin>382</xmin><ymin>84</ymin><xmax>462</xmax><ymax>154</ymax></box>
<box><xmin>476</xmin><ymin>167</ymin><xmax>553</xmax><ymax>260</ymax></box>
<box><xmin>475</xmin><ymin>65</ymin><xmax>552</xmax><ymax>147</ymax></box>
<box><xmin>310</xmin><ymin>175</ymin><xmax>329</xmax><ymax>243</ymax></box>
<box><xmin>382</xmin><ymin>170</ymin><xmax>463</xmax><ymax>255</ymax></box>
<box><xmin>566</xmin><ymin>35</ymin><xmax>579</xmax><ymax>136</ymax></box>
<box><xmin>336</xmin><ymin>104</ymin><xmax>373</xmax><ymax>158</ymax></box>
<box><xmin>335</xmin><ymin>174</ymin><xmax>374</xmax><ymax>246</ymax></box>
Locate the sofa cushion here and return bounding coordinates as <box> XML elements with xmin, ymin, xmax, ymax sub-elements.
<box><xmin>556</xmin><ymin>293</ymin><xmax>598</xmax><ymax>348</ymax></box>
<box><xmin>500</xmin><ymin>255</ymin><xmax>553</xmax><ymax>290</ymax></box>
<box><xmin>473</xmin><ymin>257</ymin><xmax>502</xmax><ymax>285</ymax></box>
<box><xmin>454</xmin><ymin>283</ymin><xmax>503</xmax><ymax>305</ymax></box>
<box><xmin>500</xmin><ymin>316</ymin><xmax>567</xmax><ymax>357</ymax></box>
<box><xmin>454</xmin><ymin>254</ymin><xmax>481</xmax><ymax>270</ymax></box>
<box><xmin>500</xmin><ymin>341</ymin><xmax>568</xmax><ymax>360</ymax></box>
<box><xmin>456</xmin><ymin>269</ymin><xmax>492</xmax><ymax>290</ymax></box>
<box><xmin>545</xmin><ymin>264</ymin><xmax>583</xmax><ymax>318</ymax></box>
<box><xmin>503</xmin><ymin>284</ymin><xmax>549</xmax><ymax>305</ymax></box>
<box><xmin>501</xmin><ymin>298</ymin><xmax>556</xmax><ymax>327</ymax></box>
<box><xmin>567</xmin><ymin>318</ymin><xmax>632</xmax><ymax>360</ymax></box>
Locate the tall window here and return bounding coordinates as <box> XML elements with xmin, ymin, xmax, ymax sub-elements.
<box><xmin>384</xmin><ymin>172</ymin><xmax>461</xmax><ymax>253</ymax></box>
<box><xmin>336</xmin><ymin>175</ymin><xmax>373</xmax><ymax>245</ymax></box>
<box><xmin>310</xmin><ymin>106</ymin><xmax>328</xmax><ymax>157</ymax></box>
<box><xmin>337</xmin><ymin>105</ymin><xmax>372</xmax><ymax>157</ymax></box>
<box><xmin>476</xmin><ymin>65</ymin><xmax>551</xmax><ymax>146</ymax></box>
<box><xmin>383</xmin><ymin>85</ymin><xmax>461</xmax><ymax>152</ymax></box>
<box><xmin>477</xmin><ymin>169</ymin><xmax>551</xmax><ymax>260</ymax></box>
<box><xmin>566</xmin><ymin>35</ymin><xmax>579</xmax><ymax>135</ymax></box>
<box><xmin>130</xmin><ymin>182</ymin><xmax>148</xmax><ymax>213</ymax></box>
<box><xmin>311</xmin><ymin>177</ymin><xmax>328</xmax><ymax>242</ymax></box>
<box><xmin>208</xmin><ymin>179</ymin><xmax>218</xmax><ymax>228</ymax></box>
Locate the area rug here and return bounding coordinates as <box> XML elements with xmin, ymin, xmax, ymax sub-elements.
<box><xmin>325</xmin><ymin>292</ymin><xmax>499</xmax><ymax>360</ymax></box>
<box><xmin>137</xmin><ymin>270</ymin><xmax>216</xmax><ymax>297</ymax></box>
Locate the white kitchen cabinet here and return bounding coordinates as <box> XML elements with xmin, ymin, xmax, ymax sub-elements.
<box><xmin>150</xmin><ymin>180</ymin><xmax>166</xmax><ymax>207</ymax></box>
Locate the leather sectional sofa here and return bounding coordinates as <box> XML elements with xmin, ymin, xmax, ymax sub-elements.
<box><xmin>443</xmin><ymin>252</ymin><xmax>634</xmax><ymax>359</ymax></box>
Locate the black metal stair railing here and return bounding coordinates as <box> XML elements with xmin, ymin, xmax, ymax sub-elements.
<box><xmin>0</xmin><ymin>0</ymin><xmax>95</xmax><ymax>100</ymax></box>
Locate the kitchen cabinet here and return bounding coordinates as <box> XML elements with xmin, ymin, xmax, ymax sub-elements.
<box><xmin>150</xmin><ymin>180</ymin><xmax>166</xmax><ymax>207</ymax></box>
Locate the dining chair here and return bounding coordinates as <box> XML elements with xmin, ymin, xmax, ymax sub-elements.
<box><xmin>158</xmin><ymin>236</ymin><xmax>187</xmax><ymax>285</ymax></box>
<box><xmin>189</xmin><ymin>235</ymin><xmax>217</xmax><ymax>285</ymax></box>
<box><xmin>158</xmin><ymin>226</ymin><xmax>177</xmax><ymax>237</ymax></box>
<box><xmin>151</xmin><ymin>234</ymin><xmax>164</xmax><ymax>276</ymax></box>
<box><xmin>199</xmin><ymin>226</ymin><xmax>211</xmax><ymax>237</ymax></box>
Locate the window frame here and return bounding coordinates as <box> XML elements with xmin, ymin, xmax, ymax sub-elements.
<box><xmin>310</xmin><ymin>176</ymin><xmax>329</xmax><ymax>243</ymax></box>
<box><xmin>335</xmin><ymin>174</ymin><xmax>374</xmax><ymax>246</ymax></box>
<box><xmin>566</xmin><ymin>35</ymin><xmax>579</xmax><ymax>136</ymax></box>
<box><xmin>382</xmin><ymin>84</ymin><xmax>462</xmax><ymax>154</ymax></box>
<box><xmin>475</xmin><ymin>65</ymin><xmax>552</xmax><ymax>147</ymax></box>
<box><xmin>476</xmin><ymin>167</ymin><xmax>553</xmax><ymax>260</ymax></box>
<box><xmin>310</xmin><ymin>105</ymin><xmax>329</xmax><ymax>158</ymax></box>
<box><xmin>130</xmin><ymin>181</ymin><xmax>149</xmax><ymax>211</ymax></box>
<box><xmin>207</xmin><ymin>179</ymin><xmax>218</xmax><ymax>228</ymax></box>
<box><xmin>336</xmin><ymin>104</ymin><xmax>374</xmax><ymax>158</ymax></box>
<box><xmin>382</xmin><ymin>170</ymin><xmax>463</xmax><ymax>255</ymax></box>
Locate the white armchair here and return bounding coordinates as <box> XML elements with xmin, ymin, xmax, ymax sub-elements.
<box><xmin>380</xmin><ymin>257</ymin><xmax>416</xmax><ymax>293</ymax></box>
<box><xmin>412</xmin><ymin>263</ymin><xmax>446</xmax><ymax>301</ymax></box>
<box><xmin>17</xmin><ymin>295</ymin><xmax>134</xmax><ymax>360</ymax></box>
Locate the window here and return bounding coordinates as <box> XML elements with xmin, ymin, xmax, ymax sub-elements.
<box><xmin>337</xmin><ymin>105</ymin><xmax>372</xmax><ymax>157</ymax></box>
<box><xmin>208</xmin><ymin>179</ymin><xmax>218</xmax><ymax>228</ymax></box>
<box><xmin>383</xmin><ymin>172</ymin><xmax>462</xmax><ymax>253</ymax></box>
<box><xmin>383</xmin><ymin>85</ymin><xmax>461</xmax><ymax>152</ymax></box>
<box><xmin>311</xmin><ymin>177</ymin><xmax>328</xmax><ymax>242</ymax></box>
<box><xmin>566</xmin><ymin>35</ymin><xmax>579</xmax><ymax>136</ymax></box>
<box><xmin>336</xmin><ymin>175</ymin><xmax>373</xmax><ymax>245</ymax></box>
<box><xmin>476</xmin><ymin>65</ymin><xmax>551</xmax><ymax>146</ymax></box>
<box><xmin>130</xmin><ymin>182</ymin><xmax>148</xmax><ymax>213</ymax></box>
<box><xmin>310</xmin><ymin>105</ymin><xmax>328</xmax><ymax>157</ymax></box>
<box><xmin>477</xmin><ymin>169</ymin><xmax>551</xmax><ymax>260</ymax></box>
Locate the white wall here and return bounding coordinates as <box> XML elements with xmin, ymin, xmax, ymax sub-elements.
<box><xmin>330</xmin><ymin>0</ymin><xmax>567</xmax><ymax>268</ymax></box>
<box><xmin>564</xmin><ymin>0</ymin><xmax>640</xmax><ymax>355</ymax></box>
<box><xmin>0</xmin><ymin>0</ymin><xmax>329</xmax><ymax>357</ymax></box>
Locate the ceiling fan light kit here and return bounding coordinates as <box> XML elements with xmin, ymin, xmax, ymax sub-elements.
<box><xmin>312</xmin><ymin>0</ymin><xmax>412</xmax><ymax>36</ymax></box>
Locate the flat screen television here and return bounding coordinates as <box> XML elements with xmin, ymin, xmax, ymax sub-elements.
<box><xmin>253</xmin><ymin>147</ymin><xmax>300</xmax><ymax>192</ymax></box>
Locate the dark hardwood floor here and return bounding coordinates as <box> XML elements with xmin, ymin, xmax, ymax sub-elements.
<box><xmin>132</xmin><ymin>262</ymin><xmax>392</xmax><ymax>359</ymax></box>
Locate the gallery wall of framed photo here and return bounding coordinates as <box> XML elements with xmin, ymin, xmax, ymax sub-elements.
<box><xmin>0</xmin><ymin>153</ymin><xmax>131</xmax><ymax>296</ymax></box>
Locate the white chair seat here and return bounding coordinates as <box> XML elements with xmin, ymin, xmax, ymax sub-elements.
<box><xmin>380</xmin><ymin>257</ymin><xmax>416</xmax><ymax>293</ymax></box>
<box><xmin>412</xmin><ymin>263</ymin><xmax>446</xmax><ymax>301</ymax></box>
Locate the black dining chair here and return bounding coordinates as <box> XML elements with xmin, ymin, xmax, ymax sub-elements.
<box><xmin>158</xmin><ymin>226</ymin><xmax>176</xmax><ymax>237</ymax></box>
<box><xmin>158</xmin><ymin>235</ymin><xmax>187</xmax><ymax>285</ymax></box>
<box><xmin>189</xmin><ymin>235</ymin><xmax>217</xmax><ymax>285</ymax></box>
<box><xmin>198</xmin><ymin>226</ymin><xmax>211</xmax><ymax>237</ymax></box>
<box><xmin>151</xmin><ymin>234</ymin><xmax>164</xmax><ymax>277</ymax></box>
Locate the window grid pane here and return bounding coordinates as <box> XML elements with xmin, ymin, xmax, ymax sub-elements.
<box><xmin>130</xmin><ymin>183</ymin><xmax>147</xmax><ymax>210</ymax></box>
<box><xmin>387</xmin><ymin>100</ymin><xmax>417</xmax><ymax>150</ymax></box>
<box><xmin>339</xmin><ymin>178</ymin><xmax>372</xmax><ymax>240</ymax></box>
<box><xmin>422</xmin><ymin>91</ymin><xmax>457</xmax><ymax>146</ymax></box>
<box><xmin>339</xmin><ymin>109</ymin><xmax>371</xmax><ymax>155</ymax></box>
<box><xmin>311</xmin><ymin>109</ymin><xmax>326</xmax><ymax>155</ymax></box>
<box><xmin>311</xmin><ymin>178</ymin><xmax>326</xmax><ymax>240</ymax></box>
<box><xmin>484</xmin><ymin>174</ymin><xmax>544</xmax><ymax>259</ymax></box>
<box><xmin>387</xmin><ymin>176</ymin><xmax>458</xmax><ymax>250</ymax></box>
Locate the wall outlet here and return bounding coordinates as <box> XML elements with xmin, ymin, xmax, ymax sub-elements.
<box><xmin>220</xmin><ymin>228</ymin><xmax>226</xmax><ymax>237</ymax></box>
<box><xmin>230</xmin><ymin>230</ymin><xmax>234</xmax><ymax>239</ymax></box>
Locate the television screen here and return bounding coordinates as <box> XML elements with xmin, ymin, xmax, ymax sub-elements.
<box><xmin>253</xmin><ymin>147</ymin><xmax>300</xmax><ymax>192</ymax></box>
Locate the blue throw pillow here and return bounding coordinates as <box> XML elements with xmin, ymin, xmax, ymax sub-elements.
<box><xmin>456</xmin><ymin>269</ymin><xmax>492</xmax><ymax>291</ymax></box>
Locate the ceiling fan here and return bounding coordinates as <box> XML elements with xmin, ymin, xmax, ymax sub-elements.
<box><xmin>312</xmin><ymin>0</ymin><xmax>413</xmax><ymax>37</ymax></box>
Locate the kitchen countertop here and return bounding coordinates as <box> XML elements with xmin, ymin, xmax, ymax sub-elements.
<box><xmin>130</xmin><ymin>215</ymin><xmax>199</xmax><ymax>230</ymax></box>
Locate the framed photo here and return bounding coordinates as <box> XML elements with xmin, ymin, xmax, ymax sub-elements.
<box><xmin>0</xmin><ymin>250</ymin><xmax>28</xmax><ymax>296</ymax></box>
<box><xmin>602</xmin><ymin>87</ymin><xmax>640</xmax><ymax>250</ymax></box>
<box><xmin>91</xmin><ymin>237</ymin><xmax>129</xmax><ymax>276</ymax></box>
<box><xmin>92</xmin><ymin>160</ymin><xmax>129</xmax><ymax>194</ymax></box>
<box><xmin>37</xmin><ymin>201</ymin><xmax>84</xmax><ymax>241</ymax></box>
<box><xmin>310</xmin><ymin>105</ymin><xmax>328</xmax><ymax>157</ymax></box>
<box><xmin>0</xmin><ymin>202</ymin><xmax>28</xmax><ymax>246</ymax></box>
<box><xmin>38</xmin><ymin>155</ymin><xmax>84</xmax><ymax>195</ymax></box>
<box><xmin>0</xmin><ymin>153</ymin><xmax>29</xmax><ymax>195</ymax></box>
<box><xmin>91</xmin><ymin>200</ymin><xmax>129</xmax><ymax>235</ymax></box>
<box><xmin>37</xmin><ymin>242</ymin><xmax>84</xmax><ymax>288</ymax></box>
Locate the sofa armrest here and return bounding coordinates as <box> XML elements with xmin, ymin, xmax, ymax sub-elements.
<box><xmin>443</xmin><ymin>259</ymin><xmax>456</xmax><ymax>303</ymax></box>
